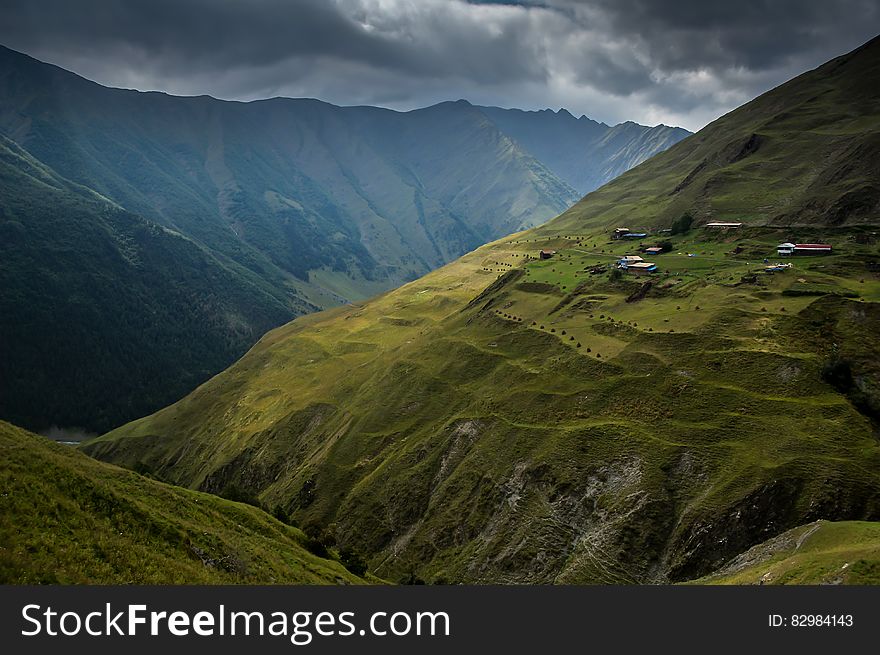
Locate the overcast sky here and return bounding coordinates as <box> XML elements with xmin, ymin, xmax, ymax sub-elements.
<box><xmin>1</xmin><ymin>0</ymin><xmax>878</xmax><ymax>131</ymax></box>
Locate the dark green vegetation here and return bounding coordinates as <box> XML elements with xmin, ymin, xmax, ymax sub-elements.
<box><xmin>0</xmin><ymin>421</ymin><xmax>368</xmax><ymax>584</ymax></box>
<box><xmin>0</xmin><ymin>45</ymin><xmax>687</xmax><ymax>434</ymax></box>
<box><xmin>85</xmin><ymin>36</ymin><xmax>880</xmax><ymax>585</ymax></box>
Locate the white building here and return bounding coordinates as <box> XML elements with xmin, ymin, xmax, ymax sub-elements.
<box><xmin>705</xmin><ymin>222</ymin><xmax>743</xmax><ymax>229</ymax></box>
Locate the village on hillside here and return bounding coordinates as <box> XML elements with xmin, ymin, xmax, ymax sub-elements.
<box><xmin>469</xmin><ymin>218</ymin><xmax>878</xmax><ymax>365</ymax></box>
<box><xmin>476</xmin><ymin>214</ymin><xmax>875</xmax><ymax>312</ymax></box>
<box><xmin>465</xmin><ymin>220</ymin><xmax>871</xmax><ymax>373</ymax></box>
<box><xmin>534</xmin><ymin>223</ymin><xmax>836</xmax><ymax>280</ymax></box>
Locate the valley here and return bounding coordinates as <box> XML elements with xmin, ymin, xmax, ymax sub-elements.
<box><xmin>0</xmin><ymin>44</ymin><xmax>688</xmax><ymax>434</ymax></box>
<box><xmin>82</xmin><ymin>34</ymin><xmax>880</xmax><ymax>585</ymax></box>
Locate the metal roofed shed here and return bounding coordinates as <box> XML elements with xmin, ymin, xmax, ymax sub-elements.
<box><xmin>622</xmin><ymin>261</ymin><xmax>657</xmax><ymax>275</ymax></box>
<box><xmin>793</xmin><ymin>243</ymin><xmax>832</xmax><ymax>254</ymax></box>
<box><xmin>705</xmin><ymin>222</ymin><xmax>743</xmax><ymax>228</ymax></box>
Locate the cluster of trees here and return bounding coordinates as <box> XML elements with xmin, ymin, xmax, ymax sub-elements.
<box><xmin>670</xmin><ymin>213</ymin><xmax>694</xmax><ymax>235</ymax></box>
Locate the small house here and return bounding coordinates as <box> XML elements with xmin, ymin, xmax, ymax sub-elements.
<box><xmin>705</xmin><ymin>222</ymin><xmax>742</xmax><ymax>229</ymax></box>
<box><xmin>777</xmin><ymin>242</ymin><xmax>795</xmax><ymax>256</ymax></box>
<box><xmin>539</xmin><ymin>249</ymin><xmax>556</xmax><ymax>260</ymax></box>
<box><xmin>793</xmin><ymin>243</ymin><xmax>832</xmax><ymax>255</ymax></box>
<box><xmin>612</xmin><ymin>227</ymin><xmax>631</xmax><ymax>240</ymax></box>
<box><xmin>617</xmin><ymin>255</ymin><xmax>644</xmax><ymax>266</ymax></box>
<box><xmin>624</xmin><ymin>261</ymin><xmax>657</xmax><ymax>276</ymax></box>
<box><xmin>644</xmin><ymin>246</ymin><xmax>664</xmax><ymax>255</ymax></box>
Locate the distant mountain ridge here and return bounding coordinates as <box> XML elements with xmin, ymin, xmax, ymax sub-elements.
<box><xmin>475</xmin><ymin>105</ymin><xmax>690</xmax><ymax>193</ymax></box>
<box><xmin>0</xmin><ymin>44</ymin><xmax>688</xmax><ymax>433</ymax></box>
<box><xmin>0</xmin><ymin>45</ymin><xmax>689</xmax><ymax>301</ymax></box>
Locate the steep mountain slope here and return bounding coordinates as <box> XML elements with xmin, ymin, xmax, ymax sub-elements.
<box><xmin>85</xmin><ymin>36</ymin><xmax>880</xmax><ymax>585</ymax></box>
<box><xmin>0</xmin><ymin>421</ymin><xmax>367</xmax><ymax>584</ymax></box>
<box><xmin>0</xmin><ymin>136</ymin><xmax>294</xmax><ymax>434</ymax></box>
<box><xmin>542</xmin><ymin>35</ymin><xmax>880</xmax><ymax>236</ymax></box>
<box><xmin>0</xmin><ymin>44</ymin><xmax>578</xmax><ymax>305</ymax></box>
<box><xmin>476</xmin><ymin>106</ymin><xmax>690</xmax><ymax>193</ymax></box>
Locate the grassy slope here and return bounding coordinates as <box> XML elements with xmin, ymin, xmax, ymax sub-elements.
<box><xmin>0</xmin><ymin>421</ymin><xmax>366</xmax><ymax>584</ymax></box>
<box><xmin>85</xmin><ymin>229</ymin><xmax>880</xmax><ymax>584</ymax></box>
<box><xmin>85</xmin><ymin>38</ymin><xmax>880</xmax><ymax>585</ymax></box>
<box><xmin>697</xmin><ymin>520</ymin><xmax>880</xmax><ymax>585</ymax></box>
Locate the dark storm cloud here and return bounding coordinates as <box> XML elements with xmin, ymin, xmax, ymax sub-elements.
<box><xmin>0</xmin><ymin>0</ymin><xmax>877</xmax><ymax>130</ymax></box>
<box><xmin>570</xmin><ymin>0</ymin><xmax>880</xmax><ymax>70</ymax></box>
<box><xmin>0</xmin><ymin>0</ymin><xmax>545</xmax><ymax>81</ymax></box>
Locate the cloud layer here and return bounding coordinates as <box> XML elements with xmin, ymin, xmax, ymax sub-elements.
<box><xmin>1</xmin><ymin>0</ymin><xmax>878</xmax><ymax>130</ymax></box>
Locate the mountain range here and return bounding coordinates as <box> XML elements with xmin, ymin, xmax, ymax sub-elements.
<box><xmin>83</xmin><ymin>37</ymin><xmax>880</xmax><ymax>584</ymax></box>
<box><xmin>0</xmin><ymin>44</ymin><xmax>688</xmax><ymax>434</ymax></box>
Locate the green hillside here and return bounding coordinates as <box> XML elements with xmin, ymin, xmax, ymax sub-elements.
<box><xmin>0</xmin><ymin>421</ymin><xmax>368</xmax><ymax>584</ymax></box>
<box><xmin>85</xmin><ymin>38</ymin><xmax>880</xmax><ymax>584</ymax></box>
<box><xmin>696</xmin><ymin>520</ymin><xmax>880</xmax><ymax>585</ymax></box>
